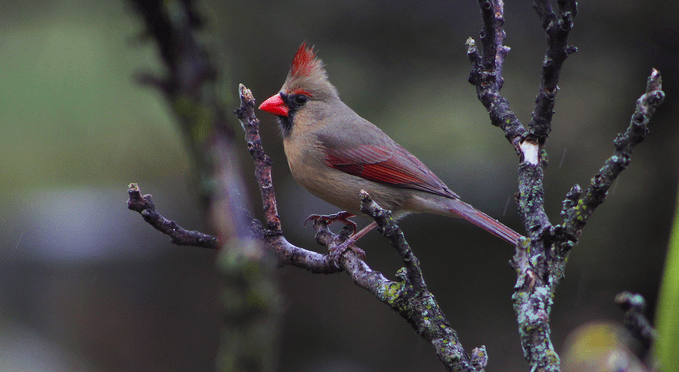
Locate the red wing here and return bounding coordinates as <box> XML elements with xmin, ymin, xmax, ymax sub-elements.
<box><xmin>322</xmin><ymin>143</ymin><xmax>458</xmax><ymax>199</ymax></box>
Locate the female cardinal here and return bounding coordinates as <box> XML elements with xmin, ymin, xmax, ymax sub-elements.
<box><xmin>259</xmin><ymin>43</ymin><xmax>521</xmax><ymax>248</ymax></box>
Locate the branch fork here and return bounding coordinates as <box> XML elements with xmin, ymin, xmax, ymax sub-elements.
<box><xmin>467</xmin><ymin>0</ymin><xmax>663</xmax><ymax>370</ymax></box>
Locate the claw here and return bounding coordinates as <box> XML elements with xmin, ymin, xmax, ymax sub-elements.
<box><xmin>305</xmin><ymin>211</ymin><xmax>357</xmax><ymax>234</ymax></box>
<box><xmin>304</xmin><ymin>211</ymin><xmax>367</xmax><ymax>267</ymax></box>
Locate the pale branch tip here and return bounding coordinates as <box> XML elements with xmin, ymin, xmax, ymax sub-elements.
<box><xmin>238</xmin><ymin>83</ymin><xmax>255</xmax><ymax>103</ymax></box>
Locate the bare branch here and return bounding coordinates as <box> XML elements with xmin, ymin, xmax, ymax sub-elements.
<box><xmin>616</xmin><ymin>292</ymin><xmax>658</xmax><ymax>353</ymax></box>
<box><xmin>358</xmin><ymin>191</ymin><xmax>486</xmax><ymax>370</ymax></box>
<box><xmin>471</xmin><ymin>1</ymin><xmax>568</xmax><ymax>368</ymax></box>
<box><xmin>559</xmin><ymin>70</ymin><xmax>665</xmax><ymax>252</ymax></box>
<box><xmin>530</xmin><ymin>0</ymin><xmax>578</xmax><ymax>142</ymax></box>
<box><xmin>359</xmin><ymin>190</ymin><xmax>426</xmax><ymax>292</ymax></box>
<box><xmin>466</xmin><ymin>5</ymin><xmax>525</xmax><ymax>145</ymax></box>
<box><xmin>234</xmin><ymin>84</ymin><xmax>283</xmax><ymax>234</ymax></box>
<box><xmin>127</xmin><ymin>183</ymin><xmax>219</xmax><ymax>249</ymax></box>
<box><xmin>127</xmin><ymin>2</ymin><xmax>665</xmax><ymax>371</ymax></box>
<box><xmin>469</xmin><ymin>1</ymin><xmax>665</xmax><ymax>371</ymax></box>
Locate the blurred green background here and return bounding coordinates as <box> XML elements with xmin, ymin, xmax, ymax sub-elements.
<box><xmin>0</xmin><ymin>0</ymin><xmax>677</xmax><ymax>371</ymax></box>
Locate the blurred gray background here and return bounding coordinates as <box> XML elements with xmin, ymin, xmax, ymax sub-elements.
<box><xmin>0</xmin><ymin>0</ymin><xmax>676</xmax><ymax>371</ymax></box>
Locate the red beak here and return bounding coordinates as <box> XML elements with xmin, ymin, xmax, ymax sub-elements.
<box><xmin>259</xmin><ymin>93</ymin><xmax>289</xmax><ymax>117</ymax></box>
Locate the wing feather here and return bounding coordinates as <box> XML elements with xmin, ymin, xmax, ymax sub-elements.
<box><xmin>322</xmin><ymin>143</ymin><xmax>459</xmax><ymax>199</ymax></box>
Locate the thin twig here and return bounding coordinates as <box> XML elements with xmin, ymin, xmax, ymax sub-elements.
<box><xmin>558</xmin><ymin>70</ymin><xmax>665</xmax><ymax>253</ymax></box>
<box><xmin>359</xmin><ymin>190</ymin><xmax>426</xmax><ymax>292</ymax></box>
<box><xmin>127</xmin><ymin>183</ymin><xmax>219</xmax><ymax>249</ymax></box>
<box><xmin>234</xmin><ymin>84</ymin><xmax>282</xmax><ymax>234</ymax></box>
<box><xmin>529</xmin><ymin>0</ymin><xmax>578</xmax><ymax>143</ymax></box>
<box><xmin>615</xmin><ymin>291</ymin><xmax>658</xmax><ymax>353</ymax></box>
<box><xmin>467</xmin><ymin>0</ymin><xmax>529</xmax><ymax>146</ymax></box>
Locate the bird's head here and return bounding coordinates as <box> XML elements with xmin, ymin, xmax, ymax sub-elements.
<box><xmin>259</xmin><ymin>42</ymin><xmax>339</xmax><ymax>136</ymax></box>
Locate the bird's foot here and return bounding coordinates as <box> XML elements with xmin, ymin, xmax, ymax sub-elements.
<box><xmin>327</xmin><ymin>239</ymin><xmax>366</xmax><ymax>267</ymax></box>
<box><xmin>306</xmin><ymin>211</ymin><xmax>365</xmax><ymax>267</ymax></box>
<box><xmin>305</xmin><ymin>211</ymin><xmax>357</xmax><ymax>234</ymax></box>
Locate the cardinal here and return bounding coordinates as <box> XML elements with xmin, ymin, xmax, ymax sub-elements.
<box><xmin>259</xmin><ymin>43</ymin><xmax>521</xmax><ymax>258</ymax></box>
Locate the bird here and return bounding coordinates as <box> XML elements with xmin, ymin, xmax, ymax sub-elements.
<box><xmin>258</xmin><ymin>43</ymin><xmax>521</xmax><ymax>258</ymax></box>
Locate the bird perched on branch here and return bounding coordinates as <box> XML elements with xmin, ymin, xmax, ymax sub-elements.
<box><xmin>259</xmin><ymin>43</ymin><xmax>521</xmax><ymax>259</ymax></box>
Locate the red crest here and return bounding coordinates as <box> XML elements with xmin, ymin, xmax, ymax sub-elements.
<box><xmin>290</xmin><ymin>42</ymin><xmax>320</xmax><ymax>78</ymax></box>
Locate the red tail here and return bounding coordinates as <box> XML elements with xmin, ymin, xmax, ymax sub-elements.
<box><xmin>448</xmin><ymin>200</ymin><xmax>521</xmax><ymax>245</ymax></box>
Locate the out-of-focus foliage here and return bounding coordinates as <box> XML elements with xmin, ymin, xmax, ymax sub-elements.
<box><xmin>561</xmin><ymin>322</ymin><xmax>646</xmax><ymax>372</ymax></box>
<box><xmin>655</xmin><ymin>186</ymin><xmax>679</xmax><ymax>370</ymax></box>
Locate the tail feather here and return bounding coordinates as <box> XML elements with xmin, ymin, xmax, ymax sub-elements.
<box><xmin>448</xmin><ymin>200</ymin><xmax>522</xmax><ymax>245</ymax></box>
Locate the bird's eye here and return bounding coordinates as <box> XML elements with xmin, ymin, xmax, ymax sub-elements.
<box><xmin>294</xmin><ymin>94</ymin><xmax>308</xmax><ymax>104</ymax></box>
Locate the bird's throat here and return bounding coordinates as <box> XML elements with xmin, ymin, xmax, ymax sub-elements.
<box><xmin>278</xmin><ymin>115</ymin><xmax>294</xmax><ymax>137</ymax></box>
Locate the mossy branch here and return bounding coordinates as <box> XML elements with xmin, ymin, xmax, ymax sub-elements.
<box><xmin>468</xmin><ymin>0</ymin><xmax>663</xmax><ymax>371</ymax></box>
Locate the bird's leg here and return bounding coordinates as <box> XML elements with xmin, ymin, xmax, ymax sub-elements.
<box><xmin>350</xmin><ymin>221</ymin><xmax>377</xmax><ymax>242</ymax></box>
<box><xmin>305</xmin><ymin>211</ymin><xmax>357</xmax><ymax>233</ymax></box>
